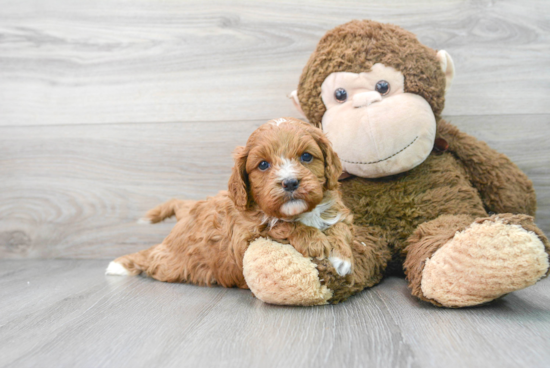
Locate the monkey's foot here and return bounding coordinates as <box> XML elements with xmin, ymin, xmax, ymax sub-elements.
<box><xmin>243</xmin><ymin>238</ymin><xmax>333</xmax><ymax>306</ymax></box>
<box><xmin>421</xmin><ymin>215</ymin><xmax>550</xmax><ymax>307</ymax></box>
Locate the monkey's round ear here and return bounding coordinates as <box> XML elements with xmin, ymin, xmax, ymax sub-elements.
<box><xmin>288</xmin><ymin>90</ymin><xmax>306</xmax><ymax>118</ymax></box>
<box><xmin>228</xmin><ymin>146</ymin><xmax>250</xmax><ymax>211</ymax></box>
<box><xmin>436</xmin><ymin>50</ymin><xmax>455</xmax><ymax>93</ymax></box>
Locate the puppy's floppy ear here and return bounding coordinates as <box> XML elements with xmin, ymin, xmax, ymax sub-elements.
<box><xmin>311</xmin><ymin>129</ymin><xmax>342</xmax><ymax>190</ymax></box>
<box><xmin>228</xmin><ymin>146</ymin><xmax>250</xmax><ymax>210</ymax></box>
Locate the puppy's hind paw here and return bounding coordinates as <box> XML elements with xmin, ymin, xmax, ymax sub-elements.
<box><xmin>137</xmin><ymin>217</ymin><xmax>152</xmax><ymax>225</ymax></box>
<box><xmin>105</xmin><ymin>261</ymin><xmax>130</xmax><ymax>276</ymax></box>
<box><xmin>329</xmin><ymin>257</ymin><xmax>352</xmax><ymax>276</ymax></box>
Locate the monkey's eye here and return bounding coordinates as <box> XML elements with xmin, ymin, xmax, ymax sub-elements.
<box><xmin>334</xmin><ymin>88</ymin><xmax>347</xmax><ymax>102</ymax></box>
<box><xmin>258</xmin><ymin>161</ymin><xmax>270</xmax><ymax>171</ymax></box>
<box><xmin>300</xmin><ymin>152</ymin><xmax>313</xmax><ymax>163</ymax></box>
<box><xmin>375</xmin><ymin>80</ymin><xmax>390</xmax><ymax>95</ymax></box>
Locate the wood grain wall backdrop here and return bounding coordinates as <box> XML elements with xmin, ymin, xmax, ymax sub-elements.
<box><xmin>1</xmin><ymin>0</ymin><xmax>550</xmax><ymax>126</ymax></box>
<box><xmin>1</xmin><ymin>0</ymin><xmax>549</xmax><ymax>258</ymax></box>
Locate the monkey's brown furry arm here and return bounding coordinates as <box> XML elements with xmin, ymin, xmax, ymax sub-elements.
<box><xmin>438</xmin><ymin>120</ymin><xmax>537</xmax><ymax>216</ymax></box>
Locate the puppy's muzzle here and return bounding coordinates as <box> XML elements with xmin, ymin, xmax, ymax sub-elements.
<box><xmin>282</xmin><ymin>179</ymin><xmax>300</xmax><ymax>192</ymax></box>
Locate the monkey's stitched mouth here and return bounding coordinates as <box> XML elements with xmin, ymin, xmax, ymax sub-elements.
<box><xmin>340</xmin><ymin>136</ymin><xmax>419</xmax><ymax>165</ymax></box>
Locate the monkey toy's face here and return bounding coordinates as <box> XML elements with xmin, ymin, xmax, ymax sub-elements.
<box><xmin>320</xmin><ymin>63</ymin><xmax>436</xmax><ymax>178</ymax></box>
<box><xmin>291</xmin><ymin>21</ymin><xmax>455</xmax><ymax>179</ymax></box>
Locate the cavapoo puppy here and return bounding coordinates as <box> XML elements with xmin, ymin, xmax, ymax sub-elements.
<box><xmin>106</xmin><ymin>117</ymin><xmax>354</xmax><ymax>288</ymax></box>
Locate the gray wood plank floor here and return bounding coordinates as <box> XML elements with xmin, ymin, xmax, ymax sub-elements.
<box><xmin>1</xmin><ymin>259</ymin><xmax>549</xmax><ymax>368</ymax></box>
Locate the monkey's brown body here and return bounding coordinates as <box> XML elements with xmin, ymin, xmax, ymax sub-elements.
<box><xmin>317</xmin><ymin>119</ymin><xmax>548</xmax><ymax>304</ymax></box>
<box><xmin>341</xmin><ymin>144</ymin><xmax>486</xmax><ymax>270</ymax></box>
<box><xmin>302</xmin><ymin>118</ymin><xmax>550</xmax><ymax>306</ymax></box>
<box><xmin>243</xmin><ymin>20</ymin><xmax>550</xmax><ymax>307</ymax></box>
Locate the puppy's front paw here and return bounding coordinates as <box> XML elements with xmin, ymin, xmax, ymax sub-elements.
<box><xmin>289</xmin><ymin>230</ymin><xmax>332</xmax><ymax>259</ymax></box>
<box><xmin>267</xmin><ymin>221</ymin><xmax>295</xmax><ymax>241</ymax></box>
<box><xmin>301</xmin><ymin>235</ymin><xmax>332</xmax><ymax>259</ymax></box>
<box><xmin>329</xmin><ymin>256</ymin><xmax>352</xmax><ymax>276</ymax></box>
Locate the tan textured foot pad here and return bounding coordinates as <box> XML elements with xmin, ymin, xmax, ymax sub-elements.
<box><xmin>421</xmin><ymin>218</ymin><xmax>549</xmax><ymax>307</ymax></box>
<box><xmin>243</xmin><ymin>238</ymin><xmax>333</xmax><ymax>306</ymax></box>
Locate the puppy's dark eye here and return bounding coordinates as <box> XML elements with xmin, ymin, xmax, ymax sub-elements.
<box><xmin>300</xmin><ymin>152</ymin><xmax>313</xmax><ymax>163</ymax></box>
<box><xmin>375</xmin><ymin>80</ymin><xmax>390</xmax><ymax>95</ymax></box>
<box><xmin>258</xmin><ymin>161</ymin><xmax>270</xmax><ymax>171</ymax></box>
<box><xmin>334</xmin><ymin>88</ymin><xmax>347</xmax><ymax>102</ymax></box>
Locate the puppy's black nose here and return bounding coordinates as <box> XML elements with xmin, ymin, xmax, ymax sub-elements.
<box><xmin>282</xmin><ymin>179</ymin><xmax>300</xmax><ymax>192</ymax></box>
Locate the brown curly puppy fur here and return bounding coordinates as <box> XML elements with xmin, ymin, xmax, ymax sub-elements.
<box><xmin>107</xmin><ymin>118</ymin><xmax>355</xmax><ymax>288</ymax></box>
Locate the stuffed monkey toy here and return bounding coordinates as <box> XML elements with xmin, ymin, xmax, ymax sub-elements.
<box><xmin>242</xmin><ymin>20</ymin><xmax>550</xmax><ymax>307</ymax></box>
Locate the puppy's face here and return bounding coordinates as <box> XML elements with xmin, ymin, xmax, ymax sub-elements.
<box><xmin>228</xmin><ymin>118</ymin><xmax>342</xmax><ymax>219</ymax></box>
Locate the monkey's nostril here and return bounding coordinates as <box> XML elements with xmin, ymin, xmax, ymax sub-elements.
<box><xmin>352</xmin><ymin>91</ymin><xmax>382</xmax><ymax>108</ymax></box>
<box><xmin>282</xmin><ymin>179</ymin><xmax>300</xmax><ymax>192</ymax></box>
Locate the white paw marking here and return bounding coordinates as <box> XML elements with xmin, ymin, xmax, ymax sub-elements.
<box><xmin>137</xmin><ymin>217</ymin><xmax>152</xmax><ymax>224</ymax></box>
<box><xmin>329</xmin><ymin>257</ymin><xmax>352</xmax><ymax>276</ymax></box>
<box><xmin>105</xmin><ymin>261</ymin><xmax>129</xmax><ymax>276</ymax></box>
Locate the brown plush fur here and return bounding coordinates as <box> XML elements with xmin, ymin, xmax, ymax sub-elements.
<box><xmin>112</xmin><ymin>118</ymin><xmax>354</xmax><ymax>287</ymax></box>
<box><xmin>438</xmin><ymin>120</ymin><xmax>537</xmax><ymax>215</ymax></box>
<box><xmin>297</xmin><ymin>19</ymin><xmax>447</xmax><ymax>128</ymax></box>
<box><xmin>403</xmin><ymin>214</ymin><xmax>476</xmax><ymax>307</ymax></box>
<box><xmin>320</xmin><ymin>123</ymin><xmax>550</xmax><ymax>304</ymax></box>
<box><xmin>291</xmin><ymin>20</ymin><xmax>550</xmax><ymax>305</ymax></box>
<box><xmin>412</xmin><ymin>214</ymin><xmax>550</xmax><ymax>307</ymax></box>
